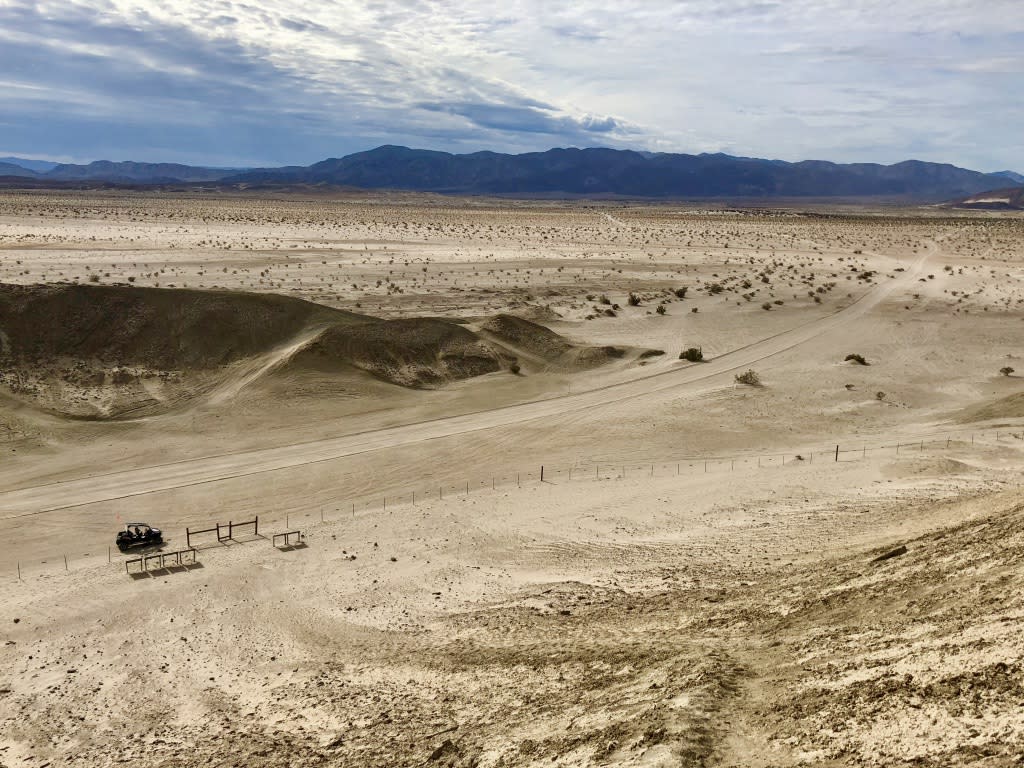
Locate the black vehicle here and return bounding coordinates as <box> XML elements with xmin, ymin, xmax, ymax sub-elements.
<box><xmin>116</xmin><ymin>523</ymin><xmax>163</xmax><ymax>551</ymax></box>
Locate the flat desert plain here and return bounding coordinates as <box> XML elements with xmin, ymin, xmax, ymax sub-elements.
<box><xmin>0</xmin><ymin>190</ymin><xmax>1022</xmax><ymax>767</ymax></box>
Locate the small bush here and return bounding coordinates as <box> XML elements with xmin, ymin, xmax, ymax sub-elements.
<box><xmin>735</xmin><ymin>369</ymin><xmax>761</xmax><ymax>386</ymax></box>
<box><xmin>876</xmin><ymin>391</ymin><xmax>886</xmax><ymax>401</ymax></box>
<box><xmin>628</xmin><ymin>293</ymin><xmax>641</xmax><ymax>306</ymax></box>
<box><xmin>599</xmin><ymin>294</ymin><xmax>611</xmax><ymax>305</ymax></box>
<box><xmin>1000</xmin><ymin>366</ymin><xmax>1015</xmax><ymax>376</ymax></box>
<box><xmin>680</xmin><ymin>347</ymin><xmax>704</xmax><ymax>362</ymax></box>
<box><xmin>509</xmin><ymin>362</ymin><xmax>521</xmax><ymax>375</ymax></box>
<box><xmin>691</xmin><ymin>307</ymin><xmax>699</xmax><ymax>313</ymax></box>
<box><xmin>845</xmin><ymin>353</ymin><xmax>868</xmax><ymax>365</ymax></box>
<box><xmin>761</xmin><ymin>302</ymin><xmax>772</xmax><ymax>311</ymax></box>
<box><xmin>674</xmin><ymin>287</ymin><xmax>688</xmax><ymax>299</ymax></box>
<box><xmin>655</xmin><ymin>304</ymin><xmax>666</xmax><ymax>315</ymax></box>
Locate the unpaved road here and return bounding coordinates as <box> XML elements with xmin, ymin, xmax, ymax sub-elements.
<box><xmin>0</xmin><ymin>248</ymin><xmax>930</xmax><ymax>516</ymax></box>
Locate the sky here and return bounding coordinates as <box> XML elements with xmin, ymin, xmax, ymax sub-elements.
<box><xmin>1</xmin><ymin>0</ymin><xmax>1022</xmax><ymax>171</ymax></box>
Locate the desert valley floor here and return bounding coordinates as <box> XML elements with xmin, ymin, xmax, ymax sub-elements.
<box><xmin>0</xmin><ymin>190</ymin><xmax>1022</xmax><ymax>767</ymax></box>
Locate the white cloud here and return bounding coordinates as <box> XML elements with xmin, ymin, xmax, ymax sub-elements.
<box><xmin>0</xmin><ymin>0</ymin><xmax>1022</xmax><ymax>169</ymax></box>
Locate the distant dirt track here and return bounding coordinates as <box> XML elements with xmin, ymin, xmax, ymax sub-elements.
<box><xmin>0</xmin><ymin>248</ymin><xmax>931</xmax><ymax>517</ymax></box>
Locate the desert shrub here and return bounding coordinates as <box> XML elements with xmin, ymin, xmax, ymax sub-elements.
<box><xmin>845</xmin><ymin>353</ymin><xmax>868</xmax><ymax>365</ymax></box>
<box><xmin>708</xmin><ymin>283</ymin><xmax>724</xmax><ymax>295</ymax></box>
<box><xmin>876</xmin><ymin>391</ymin><xmax>886</xmax><ymax>400</ymax></box>
<box><xmin>88</xmin><ymin>274</ymin><xmax>100</xmax><ymax>283</ymax></box>
<box><xmin>762</xmin><ymin>302</ymin><xmax>772</xmax><ymax>311</ymax></box>
<box><xmin>604</xmin><ymin>308</ymin><xmax>616</xmax><ymax>317</ymax></box>
<box><xmin>691</xmin><ymin>307</ymin><xmax>699</xmax><ymax>313</ymax></box>
<box><xmin>628</xmin><ymin>293</ymin><xmax>641</xmax><ymax>306</ymax></box>
<box><xmin>599</xmin><ymin>294</ymin><xmax>611</xmax><ymax>305</ymax></box>
<box><xmin>1000</xmin><ymin>366</ymin><xmax>1015</xmax><ymax>376</ymax></box>
<box><xmin>656</xmin><ymin>304</ymin><xmax>666</xmax><ymax>315</ymax></box>
<box><xmin>735</xmin><ymin>369</ymin><xmax>761</xmax><ymax>386</ymax></box>
<box><xmin>674</xmin><ymin>287</ymin><xmax>688</xmax><ymax>299</ymax></box>
<box><xmin>509</xmin><ymin>362</ymin><xmax>521</xmax><ymax>375</ymax></box>
<box><xmin>680</xmin><ymin>347</ymin><xmax>703</xmax><ymax>362</ymax></box>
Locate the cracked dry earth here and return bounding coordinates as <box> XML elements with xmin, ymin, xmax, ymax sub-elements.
<box><xmin>2</xmin><ymin>478</ymin><xmax>1023</xmax><ymax>767</ymax></box>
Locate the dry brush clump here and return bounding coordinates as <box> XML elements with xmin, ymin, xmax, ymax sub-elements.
<box><xmin>679</xmin><ymin>347</ymin><xmax>704</xmax><ymax>363</ymax></box>
<box><xmin>734</xmin><ymin>369</ymin><xmax>761</xmax><ymax>386</ymax></box>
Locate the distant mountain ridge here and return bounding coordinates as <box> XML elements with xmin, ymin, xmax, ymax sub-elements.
<box><xmin>45</xmin><ymin>160</ymin><xmax>233</xmax><ymax>183</ymax></box>
<box><xmin>0</xmin><ymin>157</ymin><xmax>60</xmax><ymax>173</ymax></box>
<box><xmin>0</xmin><ymin>146</ymin><xmax>1018</xmax><ymax>200</ymax></box>
<box><xmin>226</xmin><ymin>146</ymin><xmax>1015</xmax><ymax>200</ymax></box>
<box><xmin>993</xmin><ymin>170</ymin><xmax>1024</xmax><ymax>185</ymax></box>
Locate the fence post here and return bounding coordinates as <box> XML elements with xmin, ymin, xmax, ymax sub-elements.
<box><xmin>835</xmin><ymin>445</ymin><xmax>839</xmax><ymax>462</ymax></box>
<box><xmin>17</xmin><ymin>562</ymin><xmax>21</xmax><ymax>580</ymax></box>
<box><xmin>64</xmin><ymin>554</ymin><xmax>68</xmax><ymax>571</ymax></box>
<box><xmin>540</xmin><ymin>465</ymin><xmax>544</xmax><ymax>482</ymax></box>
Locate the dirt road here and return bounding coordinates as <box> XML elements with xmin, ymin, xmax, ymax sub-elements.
<box><xmin>0</xmin><ymin>247</ymin><xmax>930</xmax><ymax>516</ymax></box>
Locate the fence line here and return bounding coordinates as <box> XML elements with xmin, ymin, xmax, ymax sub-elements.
<box><xmin>6</xmin><ymin>425</ymin><xmax>1023</xmax><ymax>580</ymax></box>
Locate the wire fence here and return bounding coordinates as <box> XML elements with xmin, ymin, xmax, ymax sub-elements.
<box><xmin>5</xmin><ymin>425</ymin><xmax>1023</xmax><ymax>581</ymax></box>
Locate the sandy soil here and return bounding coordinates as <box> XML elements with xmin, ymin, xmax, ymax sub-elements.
<box><xmin>0</xmin><ymin>191</ymin><xmax>1022</xmax><ymax>766</ymax></box>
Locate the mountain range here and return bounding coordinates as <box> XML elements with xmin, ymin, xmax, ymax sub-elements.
<box><xmin>0</xmin><ymin>147</ymin><xmax>1019</xmax><ymax>201</ymax></box>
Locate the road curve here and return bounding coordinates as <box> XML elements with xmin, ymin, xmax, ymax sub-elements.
<box><xmin>0</xmin><ymin>247</ymin><xmax>930</xmax><ymax>517</ymax></box>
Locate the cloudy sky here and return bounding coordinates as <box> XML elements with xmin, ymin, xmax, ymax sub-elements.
<box><xmin>1</xmin><ymin>0</ymin><xmax>1022</xmax><ymax>170</ymax></box>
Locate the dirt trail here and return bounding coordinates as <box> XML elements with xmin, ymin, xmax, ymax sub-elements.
<box><xmin>0</xmin><ymin>245</ymin><xmax>932</xmax><ymax>515</ymax></box>
<box><xmin>204</xmin><ymin>324</ymin><xmax>328</xmax><ymax>407</ymax></box>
